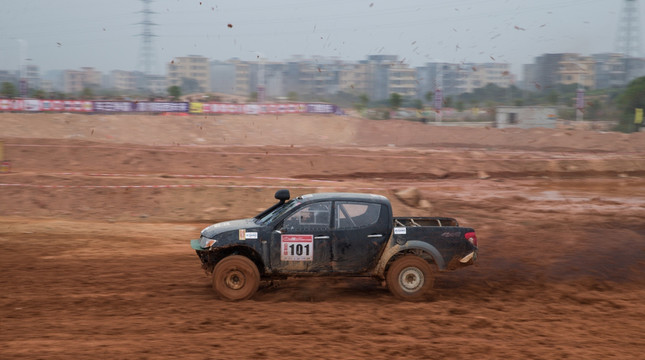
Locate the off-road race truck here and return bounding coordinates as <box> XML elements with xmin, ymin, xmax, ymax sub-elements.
<box><xmin>190</xmin><ymin>190</ymin><xmax>478</xmax><ymax>301</ymax></box>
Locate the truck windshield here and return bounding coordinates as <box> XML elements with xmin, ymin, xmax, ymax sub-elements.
<box><xmin>256</xmin><ymin>200</ymin><xmax>300</xmax><ymax>225</ymax></box>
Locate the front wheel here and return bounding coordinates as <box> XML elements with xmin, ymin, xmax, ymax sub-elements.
<box><xmin>212</xmin><ymin>255</ymin><xmax>260</xmax><ymax>301</ymax></box>
<box><xmin>386</xmin><ymin>255</ymin><xmax>435</xmax><ymax>301</ymax></box>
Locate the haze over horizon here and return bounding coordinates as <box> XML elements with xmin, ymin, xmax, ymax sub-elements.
<box><xmin>0</xmin><ymin>0</ymin><xmax>636</xmax><ymax>78</ymax></box>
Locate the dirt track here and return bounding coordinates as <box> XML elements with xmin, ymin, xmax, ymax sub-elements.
<box><xmin>1</xmin><ymin>113</ymin><xmax>645</xmax><ymax>359</ymax></box>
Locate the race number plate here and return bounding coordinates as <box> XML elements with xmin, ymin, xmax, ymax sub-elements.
<box><xmin>281</xmin><ymin>234</ymin><xmax>314</xmax><ymax>261</ymax></box>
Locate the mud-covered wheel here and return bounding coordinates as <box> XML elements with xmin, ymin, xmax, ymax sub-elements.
<box><xmin>386</xmin><ymin>255</ymin><xmax>435</xmax><ymax>301</ymax></box>
<box><xmin>212</xmin><ymin>255</ymin><xmax>260</xmax><ymax>301</ymax></box>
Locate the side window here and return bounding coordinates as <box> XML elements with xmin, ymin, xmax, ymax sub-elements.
<box><xmin>283</xmin><ymin>201</ymin><xmax>331</xmax><ymax>229</ymax></box>
<box><xmin>336</xmin><ymin>202</ymin><xmax>381</xmax><ymax>229</ymax></box>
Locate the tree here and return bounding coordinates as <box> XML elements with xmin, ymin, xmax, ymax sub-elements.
<box><xmin>167</xmin><ymin>85</ymin><xmax>181</xmax><ymax>100</ymax></box>
<box><xmin>389</xmin><ymin>93</ymin><xmax>402</xmax><ymax>110</ymax></box>
<box><xmin>455</xmin><ymin>100</ymin><xmax>465</xmax><ymax>112</ymax></box>
<box><xmin>359</xmin><ymin>93</ymin><xmax>369</xmax><ymax>108</ymax></box>
<box><xmin>1</xmin><ymin>82</ymin><xmax>17</xmax><ymax>98</ymax></box>
<box><xmin>248</xmin><ymin>91</ymin><xmax>258</xmax><ymax>102</ymax></box>
<box><xmin>616</xmin><ymin>76</ymin><xmax>645</xmax><ymax>132</ymax></box>
<box><xmin>81</xmin><ymin>87</ymin><xmax>94</xmax><ymax>100</ymax></box>
<box><xmin>547</xmin><ymin>90</ymin><xmax>559</xmax><ymax>105</ymax></box>
<box><xmin>444</xmin><ymin>96</ymin><xmax>453</xmax><ymax>108</ymax></box>
<box><xmin>412</xmin><ymin>99</ymin><xmax>424</xmax><ymax>110</ymax></box>
<box><xmin>30</xmin><ymin>89</ymin><xmax>47</xmax><ymax>99</ymax></box>
<box><xmin>424</xmin><ymin>91</ymin><xmax>434</xmax><ymax>104</ymax></box>
<box><xmin>287</xmin><ymin>91</ymin><xmax>299</xmax><ymax>101</ymax></box>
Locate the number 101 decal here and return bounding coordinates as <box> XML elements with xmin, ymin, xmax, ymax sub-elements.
<box><xmin>281</xmin><ymin>234</ymin><xmax>314</xmax><ymax>261</ymax></box>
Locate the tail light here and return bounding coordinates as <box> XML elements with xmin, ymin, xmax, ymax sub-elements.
<box><xmin>465</xmin><ymin>232</ymin><xmax>477</xmax><ymax>247</ymax></box>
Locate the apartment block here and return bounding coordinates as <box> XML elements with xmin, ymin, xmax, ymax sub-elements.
<box><xmin>63</xmin><ymin>67</ymin><xmax>101</xmax><ymax>94</ymax></box>
<box><xmin>167</xmin><ymin>55</ymin><xmax>210</xmax><ymax>93</ymax></box>
<box><xmin>557</xmin><ymin>54</ymin><xmax>595</xmax><ymax>89</ymax></box>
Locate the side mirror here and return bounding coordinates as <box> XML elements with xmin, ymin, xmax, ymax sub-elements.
<box><xmin>274</xmin><ymin>189</ymin><xmax>290</xmax><ymax>202</ymax></box>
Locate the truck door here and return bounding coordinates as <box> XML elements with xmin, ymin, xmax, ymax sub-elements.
<box><xmin>331</xmin><ymin>201</ymin><xmax>390</xmax><ymax>273</ymax></box>
<box><xmin>269</xmin><ymin>201</ymin><xmax>333</xmax><ymax>273</ymax></box>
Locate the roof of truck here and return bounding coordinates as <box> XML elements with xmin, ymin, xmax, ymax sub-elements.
<box><xmin>293</xmin><ymin>192</ymin><xmax>390</xmax><ymax>205</ymax></box>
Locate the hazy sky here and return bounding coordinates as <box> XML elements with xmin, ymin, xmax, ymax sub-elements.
<box><xmin>0</xmin><ymin>0</ymin><xmax>634</xmax><ymax>77</ymax></box>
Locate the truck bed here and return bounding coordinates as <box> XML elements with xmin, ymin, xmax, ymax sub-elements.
<box><xmin>393</xmin><ymin>217</ymin><xmax>459</xmax><ymax>227</ymax></box>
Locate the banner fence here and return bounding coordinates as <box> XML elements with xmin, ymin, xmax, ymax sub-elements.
<box><xmin>0</xmin><ymin>100</ymin><xmax>339</xmax><ymax>115</ymax></box>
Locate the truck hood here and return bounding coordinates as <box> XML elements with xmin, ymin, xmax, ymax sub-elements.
<box><xmin>200</xmin><ymin>218</ymin><xmax>258</xmax><ymax>239</ymax></box>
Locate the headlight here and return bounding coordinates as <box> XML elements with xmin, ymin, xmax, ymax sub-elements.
<box><xmin>203</xmin><ymin>238</ymin><xmax>217</xmax><ymax>248</ymax></box>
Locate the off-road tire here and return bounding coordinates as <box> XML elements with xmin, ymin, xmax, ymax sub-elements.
<box><xmin>386</xmin><ymin>255</ymin><xmax>434</xmax><ymax>301</ymax></box>
<box><xmin>212</xmin><ymin>255</ymin><xmax>260</xmax><ymax>301</ymax></box>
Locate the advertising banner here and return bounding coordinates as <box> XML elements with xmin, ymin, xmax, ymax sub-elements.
<box><xmin>189</xmin><ymin>102</ymin><xmax>203</xmax><ymax>114</ymax></box>
<box><xmin>434</xmin><ymin>89</ymin><xmax>443</xmax><ymax>110</ymax></box>
<box><xmin>635</xmin><ymin>108</ymin><xmax>643</xmax><ymax>125</ymax></box>
<box><xmin>94</xmin><ymin>101</ymin><xmax>134</xmax><ymax>112</ymax></box>
<box><xmin>306</xmin><ymin>103</ymin><xmax>336</xmax><ymax>114</ymax></box>
<box><xmin>576</xmin><ymin>89</ymin><xmax>585</xmax><ymax>110</ymax></box>
<box><xmin>133</xmin><ymin>102</ymin><xmax>189</xmax><ymax>113</ymax></box>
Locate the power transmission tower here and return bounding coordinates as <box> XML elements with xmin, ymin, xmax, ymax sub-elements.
<box><xmin>137</xmin><ymin>0</ymin><xmax>157</xmax><ymax>75</ymax></box>
<box><xmin>616</xmin><ymin>0</ymin><xmax>642</xmax><ymax>58</ymax></box>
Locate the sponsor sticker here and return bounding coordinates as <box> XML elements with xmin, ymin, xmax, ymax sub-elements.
<box><xmin>245</xmin><ymin>231</ymin><xmax>258</xmax><ymax>240</ymax></box>
<box><xmin>394</xmin><ymin>227</ymin><xmax>407</xmax><ymax>235</ymax></box>
<box><xmin>239</xmin><ymin>229</ymin><xmax>246</xmax><ymax>240</ymax></box>
<box><xmin>281</xmin><ymin>234</ymin><xmax>314</xmax><ymax>261</ymax></box>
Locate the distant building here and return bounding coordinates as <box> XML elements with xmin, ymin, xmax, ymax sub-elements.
<box><xmin>63</xmin><ymin>67</ymin><xmax>101</xmax><ymax>94</ymax></box>
<box><xmin>108</xmin><ymin>70</ymin><xmax>139</xmax><ymax>92</ymax></box>
<box><xmin>233</xmin><ymin>60</ymin><xmax>250</xmax><ymax>98</ymax></box>
<box><xmin>146</xmin><ymin>75</ymin><xmax>167</xmax><ymax>95</ymax></box>
<box><xmin>24</xmin><ymin>64</ymin><xmax>40</xmax><ymax>91</ymax></box>
<box><xmin>210</xmin><ymin>60</ymin><xmax>236</xmax><ymax>94</ymax></box>
<box><xmin>338</xmin><ymin>63</ymin><xmax>370</xmax><ymax>96</ymax></box>
<box><xmin>418</xmin><ymin>62</ymin><xmax>512</xmax><ymax>97</ymax></box>
<box><xmin>362</xmin><ymin>55</ymin><xmax>417</xmax><ymax>100</ymax></box>
<box><xmin>557</xmin><ymin>54</ymin><xmax>595</xmax><ymax>89</ymax></box>
<box><xmin>495</xmin><ymin>106</ymin><xmax>557</xmax><ymax>129</ymax></box>
<box><xmin>593</xmin><ymin>53</ymin><xmax>626</xmax><ymax>89</ymax></box>
<box><xmin>167</xmin><ymin>55</ymin><xmax>210</xmax><ymax>93</ymax></box>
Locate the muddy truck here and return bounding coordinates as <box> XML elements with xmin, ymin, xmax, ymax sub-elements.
<box><xmin>190</xmin><ymin>190</ymin><xmax>478</xmax><ymax>301</ymax></box>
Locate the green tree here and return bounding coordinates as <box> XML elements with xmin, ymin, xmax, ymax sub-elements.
<box><xmin>412</xmin><ymin>98</ymin><xmax>424</xmax><ymax>110</ymax></box>
<box><xmin>1</xmin><ymin>82</ymin><xmax>17</xmax><ymax>98</ymax></box>
<box><xmin>359</xmin><ymin>93</ymin><xmax>369</xmax><ymax>108</ymax></box>
<box><xmin>455</xmin><ymin>100</ymin><xmax>465</xmax><ymax>112</ymax></box>
<box><xmin>81</xmin><ymin>87</ymin><xmax>94</xmax><ymax>100</ymax></box>
<box><xmin>30</xmin><ymin>89</ymin><xmax>47</xmax><ymax>99</ymax></box>
<box><xmin>287</xmin><ymin>91</ymin><xmax>299</xmax><ymax>101</ymax></box>
<box><xmin>248</xmin><ymin>91</ymin><xmax>258</xmax><ymax>102</ymax></box>
<box><xmin>424</xmin><ymin>91</ymin><xmax>434</xmax><ymax>104</ymax></box>
<box><xmin>444</xmin><ymin>96</ymin><xmax>453</xmax><ymax>108</ymax></box>
<box><xmin>168</xmin><ymin>85</ymin><xmax>181</xmax><ymax>100</ymax></box>
<box><xmin>616</xmin><ymin>76</ymin><xmax>645</xmax><ymax>132</ymax></box>
<box><xmin>547</xmin><ymin>90</ymin><xmax>559</xmax><ymax>105</ymax></box>
<box><xmin>389</xmin><ymin>93</ymin><xmax>402</xmax><ymax>110</ymax></box>
<box><xmin>354</xmin><ymin>93</ymin><xmax>369</xmax><ymax>113</ymax></box>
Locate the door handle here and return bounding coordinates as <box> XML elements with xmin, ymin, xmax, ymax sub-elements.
<box><xmin>367</xmin><ymin>234</ymin><xmax>383</xmax><ymax>238</ymax></box>
<box><xmin>314</xmin><ymin>236</ymin><xmax>330</xmax><ymax>240</ymax></box>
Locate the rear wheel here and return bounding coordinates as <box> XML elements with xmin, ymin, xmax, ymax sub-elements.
<box><xmin>386</xmin><ymin>255</ymin><xmax>434</xmax><ymax>301</ymax></box>
<box><xmin>212</xmin><ymin>255</ymin><xmax>260</xmax><ymax>301</ymax></box>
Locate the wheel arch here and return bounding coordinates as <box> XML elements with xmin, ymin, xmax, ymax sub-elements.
<box><xmin>208</xmin><ymin>245</ymin><xmax>265</xmax><ymax>275</ymax></box>
<box><xmin>376</xmin><ymin>240</ymin><xmax>445</xmax><ymax>278</ymax></box>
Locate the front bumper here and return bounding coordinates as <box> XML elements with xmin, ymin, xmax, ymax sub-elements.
<box><xmin>190</xmin><ymin>239</ymin><xmax>204</xmax><ymax>250</ymax></box>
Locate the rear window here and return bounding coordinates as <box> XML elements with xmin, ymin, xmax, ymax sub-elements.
<box><xmin>336</xmin><ymin>202</ymin><xmax>381</xmax><ymax>229</ymax></box>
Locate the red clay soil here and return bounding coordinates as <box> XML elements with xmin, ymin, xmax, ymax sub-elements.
<box><xmin>1</xmin><ymin>113</ymin><xmax>644</xmax><ymax>359</ymax></box>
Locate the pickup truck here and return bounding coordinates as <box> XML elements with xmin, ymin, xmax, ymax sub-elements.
<box><xmin>190</xmin><ymin>189</ymin><xmax>478</xmax><ymax>301</ymax></box>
